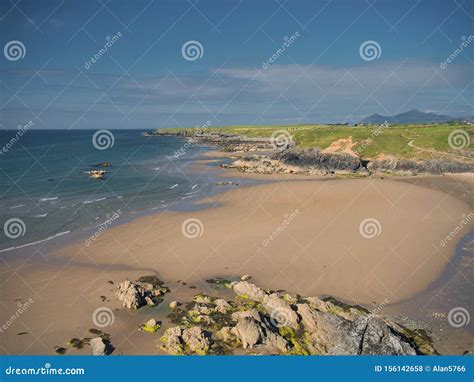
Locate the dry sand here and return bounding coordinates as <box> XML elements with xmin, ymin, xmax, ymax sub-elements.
<box><xmin>0</xmin><ymin>176</ymin><xmax>472</xmax><ymax>355</ymax></box>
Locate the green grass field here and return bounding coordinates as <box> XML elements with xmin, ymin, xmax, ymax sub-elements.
<box><xmin>158</xmin><ymin>124</ymin><xmax>473</xmax><ymax>160</ymax></box>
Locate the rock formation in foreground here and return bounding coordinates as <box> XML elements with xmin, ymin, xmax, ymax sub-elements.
<box><xmin>158</xmin><ymin>280</ymin><xmax>437</xmax><ymax>355</ymax></box>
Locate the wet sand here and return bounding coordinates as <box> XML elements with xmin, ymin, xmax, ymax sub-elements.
<box><xmin>0</xmin><ymin>171</ymin><xmax>472</xmax><ymax>355</ymax></box>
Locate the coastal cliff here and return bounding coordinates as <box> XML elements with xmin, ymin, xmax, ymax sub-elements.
<box><xmin>149</xmin><ymin>130</ymin><xmax>474</xmax><ymax>175</ymax></box>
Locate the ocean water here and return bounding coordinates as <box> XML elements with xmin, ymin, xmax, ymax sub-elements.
<box><xmin>0</xmin><ymin>129</ymin><xmax>216</xmax><ymax>253</ymax></box>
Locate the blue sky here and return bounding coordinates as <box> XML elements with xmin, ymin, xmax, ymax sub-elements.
<box><xmin>0</xmin><ymin>0</ymin><xmax>472</xmax><ymax>129</ymax></box>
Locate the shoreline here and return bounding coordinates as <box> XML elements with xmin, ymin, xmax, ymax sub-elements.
<box><xmin>0</xmin><ymin>139</ymin><xmax>473</xmax><ymax>355</ymax></box>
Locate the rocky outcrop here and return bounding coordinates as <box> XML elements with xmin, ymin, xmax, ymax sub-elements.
<box><xmin>160</xmin><ymin>326</ymin><xmax>210</xmax><ymax>355</ymax></box>
<box><xmin>88</xmin><ymin>170</ymin><xmax>106</xmax><ymax>179</ymax></box>
<box><xmin>90</xmin><ymin>337</ymin><xmax>106</xmax><ymax>356</ymax></box>
<box><xmin>367</xmin><ymin>156</ymin><xmax>474</xmax><ymax>174</ymax></box>
<box><xmin>224</xmin><ymin>149</ymin><xmax>473</xmax><ymax>176</ymax></box>
<box><xmin>159</xmin><ymin>279</ymin><xmax>436</xmax><ymax>355</ymax></box>
<box><xmin>275</xmin><ymin>148</ymin><xmax>362</xmax><ymax>173</ymax></box>
<box><xmin>231</xmin><ymin>281</ymin><xmax>266</xmax><ymax>301</ymax></box>
<box><xmin>115</xmin><ymin>276</ymin><xmax>169</xmax><ymax>309</ymax></box>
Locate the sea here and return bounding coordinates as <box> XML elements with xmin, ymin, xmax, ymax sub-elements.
<box><xmin>0</xmin><ymin>129</ymin><xmax>233</xmax><ymax>254</ymax></box>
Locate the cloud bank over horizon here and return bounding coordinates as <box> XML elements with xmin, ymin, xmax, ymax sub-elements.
<box><xmin>0</xmin><ymin>0</ymin><xmax>472</xmax><ymax>129</ymax></box>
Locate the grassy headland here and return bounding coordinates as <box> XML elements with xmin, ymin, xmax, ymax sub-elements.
<box><xmin>157</xmin><ymin>123</ymin><xmax>473</xmax><ymax>160</ymax></box>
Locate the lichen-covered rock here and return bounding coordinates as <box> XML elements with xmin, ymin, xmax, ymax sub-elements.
<box><xmin>355</xmin><ymin>315</ymin><xmax>417</xmax><ymax>355</ymax></box>
<box><xmin>232</xmin><ymin>281</ymin><xmax>267</xmax><ymax>301</ymax></box>
<box><xmin>298</xmin><ymin>303</ymin><xmax>418</xmax><ymax>355</ymax></box>
<box><xmin>231</xmin><ymin>308</ymin><xmax>261</xmax><ymax>323</ymax></box>
<box><xmin>264</xmin><ymin>330</ymin><xmax>290</xmax><ymax>353</ymax></box>
<box><xmin>232</xmin><ymin>317</ymin><xmax>264</xmax><ymax>349</ymax></box>
<box><xmin>161</xmin><ymin>326</ymin><xmax>210</xmax><ymax>355</ymax></box>
<box><xmin>161</xmin><ymin>327</ymin><xmax>184</xmax><ymax>355</ymax></box>
<box><xmin>263</xmin><ymin>293</ymin><xmax>299</xmax><ymax>329</ymax></box>
<box><xmin>215</xmin><ymin>326</ymin><xmax>233</xmax><ymax>342</ymax></box>
<box><xmin>214</xmin><ymin>299</ymin><xmax>231</xmax><ymax>313</ymax></box>
<box><xmin>155</xmin><ymin>279</ymin><xmax>436</xmax><ymax>355</ymax></box>
<box><xmin>182</xmin><ymin>327</ymin><xmax>210</xmax><ymax>355</ymax></box>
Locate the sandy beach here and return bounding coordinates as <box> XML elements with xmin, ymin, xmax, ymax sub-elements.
<box><xmin>0</xmin><ymin>165</ymin><xmax>472</xmax><ymax>355</ymax></box>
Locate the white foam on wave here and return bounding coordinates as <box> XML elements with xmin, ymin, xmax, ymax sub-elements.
<box><xmin>169</xmin><ymin>184</ymin><xmax>178</xmax><ymax>189</ymax></box>
<box><xmin>40</xmin><ymin>197</ymin><xmax>58</xmax><ymax>202</ymax></box>
<box><xmin>0</xmin><ymin>231</ymin><xmax>70</xmax><ymax>253</ymax></box>
<box><xmin>32</xmin><ymin>213</ymin><xmax>48</xmax><ymax>218</ymax></box>
<box><xmin>9</xmin><ymin>204</ymin><xmax>25</xmax><ymax>209</ymax></box>
<box><xmin>83</xmin><ymin>197</ymin><xmax>106</xmax><ymax>204</ymax></box>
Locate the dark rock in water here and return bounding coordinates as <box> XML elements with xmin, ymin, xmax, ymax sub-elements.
<box><xmin>216</xmin><ymin>181</ymin><xmax>239</xmax><ymax>186</ymax></box>
<box><xmin>93</xmin><ymin>162</ymin><xmax>112</xmax><ymax>168</ymax></box>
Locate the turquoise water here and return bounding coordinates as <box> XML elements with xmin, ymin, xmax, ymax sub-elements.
<box><xmin>0</xmin><ymin>130</ymin><xmax>215</xmax><ymax>253</ymax></box>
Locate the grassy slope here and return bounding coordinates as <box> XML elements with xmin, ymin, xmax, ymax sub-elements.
<box><xmin>158</xmin><ymin>124</ymin><xmax>473</xmax><ymax>160</ymax></box>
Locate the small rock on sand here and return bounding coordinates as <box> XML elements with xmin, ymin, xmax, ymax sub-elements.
<box><xmin>90</xmin><ymin>337</ymin><xmax>106</xmax><ymax>356</ymax></box>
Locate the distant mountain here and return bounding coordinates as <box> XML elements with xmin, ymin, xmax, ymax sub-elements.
<box><xmin>359</xmin><ymin>109</ymin><xmax>456</xmax><ymax>125</ymax></box>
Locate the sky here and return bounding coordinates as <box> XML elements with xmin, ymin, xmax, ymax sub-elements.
<box><xmin>0</xmin><ymin>0</ymin><xmax>473</xmax><ymax>129</ymax></box>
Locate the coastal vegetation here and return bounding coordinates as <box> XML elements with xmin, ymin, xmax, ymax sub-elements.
<box><xmin>157</xmin><ymin>123</ymin><xmax>473</xmax><ymax>160</ymax></box>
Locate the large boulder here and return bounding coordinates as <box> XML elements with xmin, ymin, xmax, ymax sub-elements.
<box><xmin>161</xmin><ymin>327</ymin><xmax>184</xmax><ymax>355</ymax></box>
<box><xmin>231</xmin><ymin>317</ymin><xmax>264</xmax><ymax>349</ymax></box>
<box><xmin>90</xmin><ymin>337</ymin><xmax>106</xmax><ymax>356</ymax></box>
<box><xmin>231</xmin><ymin>281</ymin><xmax>267</xmax><ymax>301</ymax></box>
<box><xmin>262</xmin><ymin>293</ymin><xmax>299</xmax><ymax>329</ymax></box>
<box><xmin>297</xmin><ymin>303</ymin><xmax>418</xmax><ymax>355</ymax></box>
<box><xmin>115</xmin><ymin>280</ymin><xmax>145</xmax><ymax>309</ymax></box>
<box><xmin>115</xmin><ymin>277</ymin><xmax>169</xmax><ymax>309</ymax></box>
<box><xmin>182</xmin><ymin>327</ymin><xmax>210</xmax><ymax>355</ymax></box>
<box><xmin>161</xmin><ymin>326</ymin><xmax>210</xmax><ymax>355</ymax></box>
